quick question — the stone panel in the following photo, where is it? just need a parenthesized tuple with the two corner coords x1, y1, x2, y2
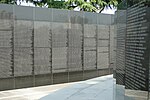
(34, 21, 51, 47)
(97, 53, 109, 69)
(14, 48, 33, 76)
(14, 20, 33, 47)
(34, 48, 51, 75)
(52, 48, 67, 73)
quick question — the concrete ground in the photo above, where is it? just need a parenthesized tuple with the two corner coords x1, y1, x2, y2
(41, 75, 114, 100)
(0, 75, 114, 100)
(0, 83, 74, 100)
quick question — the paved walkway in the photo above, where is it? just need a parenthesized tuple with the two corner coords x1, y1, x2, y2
(0, 75, 115, 100)
(0, 83, 73, 100)
(41, 75, 114, 100)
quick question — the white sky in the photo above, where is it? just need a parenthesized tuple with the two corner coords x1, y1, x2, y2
(17, 1, 35, 7)
(101, 6, 117, 14)
(18, 1, 117, 14)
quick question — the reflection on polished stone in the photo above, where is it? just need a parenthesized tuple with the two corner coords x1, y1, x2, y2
(115, 84, 125, 100)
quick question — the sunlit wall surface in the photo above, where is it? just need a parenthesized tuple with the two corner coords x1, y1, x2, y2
(115, 0, 150, 100)
(0, 4, 114, 91)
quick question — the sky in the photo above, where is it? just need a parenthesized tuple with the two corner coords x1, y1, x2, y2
(101, 6, 117, 14)
(18, 1, 117, 14)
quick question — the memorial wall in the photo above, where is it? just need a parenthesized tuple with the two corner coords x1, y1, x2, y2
(115, 0, 150, 100)
(125, 1, 150, 91)
(0, 4, 114, 91)
(115, 10, 126, 85)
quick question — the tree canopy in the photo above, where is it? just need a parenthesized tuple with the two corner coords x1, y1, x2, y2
(65, 0, 122, 12)
(0, 0, 66, 8)
(0, 0, 123, 12)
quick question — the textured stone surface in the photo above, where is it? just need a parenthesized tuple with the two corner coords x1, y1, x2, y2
(0, 4, 114, 91)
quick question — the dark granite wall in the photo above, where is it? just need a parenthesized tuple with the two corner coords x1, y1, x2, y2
(115, 1, 150, 100)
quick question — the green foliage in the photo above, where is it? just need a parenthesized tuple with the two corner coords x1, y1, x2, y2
(0, 0, 65, 9)
(33, 0, 65, 8)
(80, 2, 97, 11)
(0, 0, 123, 12)
(117, 0, 126, 10)
(0, 0, 16, 4)
(48, 1, 65, 9)
(65, 0, 121, 12)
